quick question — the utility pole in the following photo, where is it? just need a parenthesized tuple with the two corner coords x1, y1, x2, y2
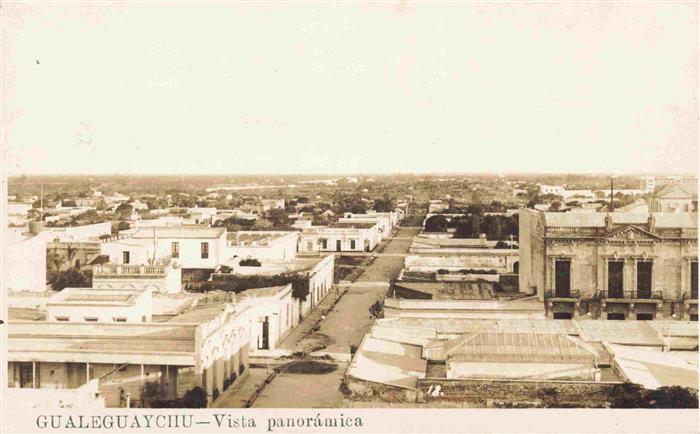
(609, 176, 614, 212)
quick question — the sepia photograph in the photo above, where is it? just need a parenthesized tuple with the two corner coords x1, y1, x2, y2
(1, 1, 698, 433)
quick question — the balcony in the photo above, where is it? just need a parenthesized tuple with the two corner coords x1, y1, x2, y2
(599, 290, 663, 303)
(545, 290, 581, 301)
(93, 263, 169, 278)
(682, 292, 698, 307)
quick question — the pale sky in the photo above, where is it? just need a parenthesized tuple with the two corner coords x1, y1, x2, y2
(2, 2, 698, 175)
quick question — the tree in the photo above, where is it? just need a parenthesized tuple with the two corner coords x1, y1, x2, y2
(425, 215, 448, 232)
(114, 203, 133, 220)
(548, 201, 562, 212)
(267, 208, 289, 227)
(182, 387, 207, 408)
(373, 195, 395, 212)
(49, 268, 92, 291)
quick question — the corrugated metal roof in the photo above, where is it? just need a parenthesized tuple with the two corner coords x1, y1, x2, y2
(448, 332, 596, 363)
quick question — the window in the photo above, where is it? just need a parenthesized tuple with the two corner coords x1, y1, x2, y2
(122, 251, 130, 264)
(554, 260, 571, 297)
(636, 261, 652, 298)
(636, 313, 653, 321)
(307, 241, 313, 251)
(553, 312, 572, 320)
(691, 261, 698, 299)
(607, 312, 625, 320)
(321, 239, 328, 249)
(350, 239, 356, 250)
(608, 260, 624, 298)
(84, 317, 98, 322)
(113, 317, 127, 323)
(201, 242, 209, 259)
(55, 316, 69, 321)
(172, 242, 179, 259)
(142, 315, 146, 322)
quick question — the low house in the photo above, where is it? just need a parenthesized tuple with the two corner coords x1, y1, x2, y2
(651, 183, 698, 213)
(235, 285, 295, 351)
(214, 254, 335, 322)
(7, 290, 260, 406)
(228, 231, 299, 261)
(299, 222, 381, 253)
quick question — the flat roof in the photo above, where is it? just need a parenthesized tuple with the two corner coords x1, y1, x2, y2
(328, 222, 377, 229)
(608, 344, 698, 389)
(130, 227, 226, 239)
(167, 303, 231, 323)
(228, 231, 295, 246)
(543, 212, 697, 229)
(49, 287, 145, 306)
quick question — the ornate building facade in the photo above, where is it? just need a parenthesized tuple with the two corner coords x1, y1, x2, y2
(519, 210, 698, 320)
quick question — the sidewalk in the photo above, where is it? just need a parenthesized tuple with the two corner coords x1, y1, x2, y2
(212, 367, 274, 408)
(276, 284, 349, 352)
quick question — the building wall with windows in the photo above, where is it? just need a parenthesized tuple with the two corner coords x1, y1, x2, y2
(519, 210, 698, 320)
(298, 225, 380, 253)
(119, 227, 228, 270)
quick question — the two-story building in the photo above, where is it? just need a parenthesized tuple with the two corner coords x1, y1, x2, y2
(519, 210, 698, 320)
(117, 227, 228, 272)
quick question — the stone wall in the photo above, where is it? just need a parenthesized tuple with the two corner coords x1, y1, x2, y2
(343, 376, 422, 403)
(416, 378, 620, 407)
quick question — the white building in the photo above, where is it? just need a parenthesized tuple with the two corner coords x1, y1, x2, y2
(261, 198, 285, 211)
(7, 201, 33, 226)
(47, 287, 153, 323)
(4, 222, 112, 292)
(539, 185, 565, 196)
(298, 222, 381, 252)
(119, 227, 228, 270)
(237, 285, 295, 351)
(228, 231, 299, 261)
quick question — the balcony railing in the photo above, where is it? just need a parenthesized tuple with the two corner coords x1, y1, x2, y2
(599, 290, 663, 300)
(545, 289, 581, 299)
(93, 264, 167, 277)
(682, 292, 698, 301)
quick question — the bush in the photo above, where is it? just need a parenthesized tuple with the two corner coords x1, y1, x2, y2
(49, 268, 92, 291)
(607, 383, 698, 408)
(182, 387, 207, 408)
(424, 215, 448, 232)
(239, 258, 261, 267)
(436, 269, 449, 275)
